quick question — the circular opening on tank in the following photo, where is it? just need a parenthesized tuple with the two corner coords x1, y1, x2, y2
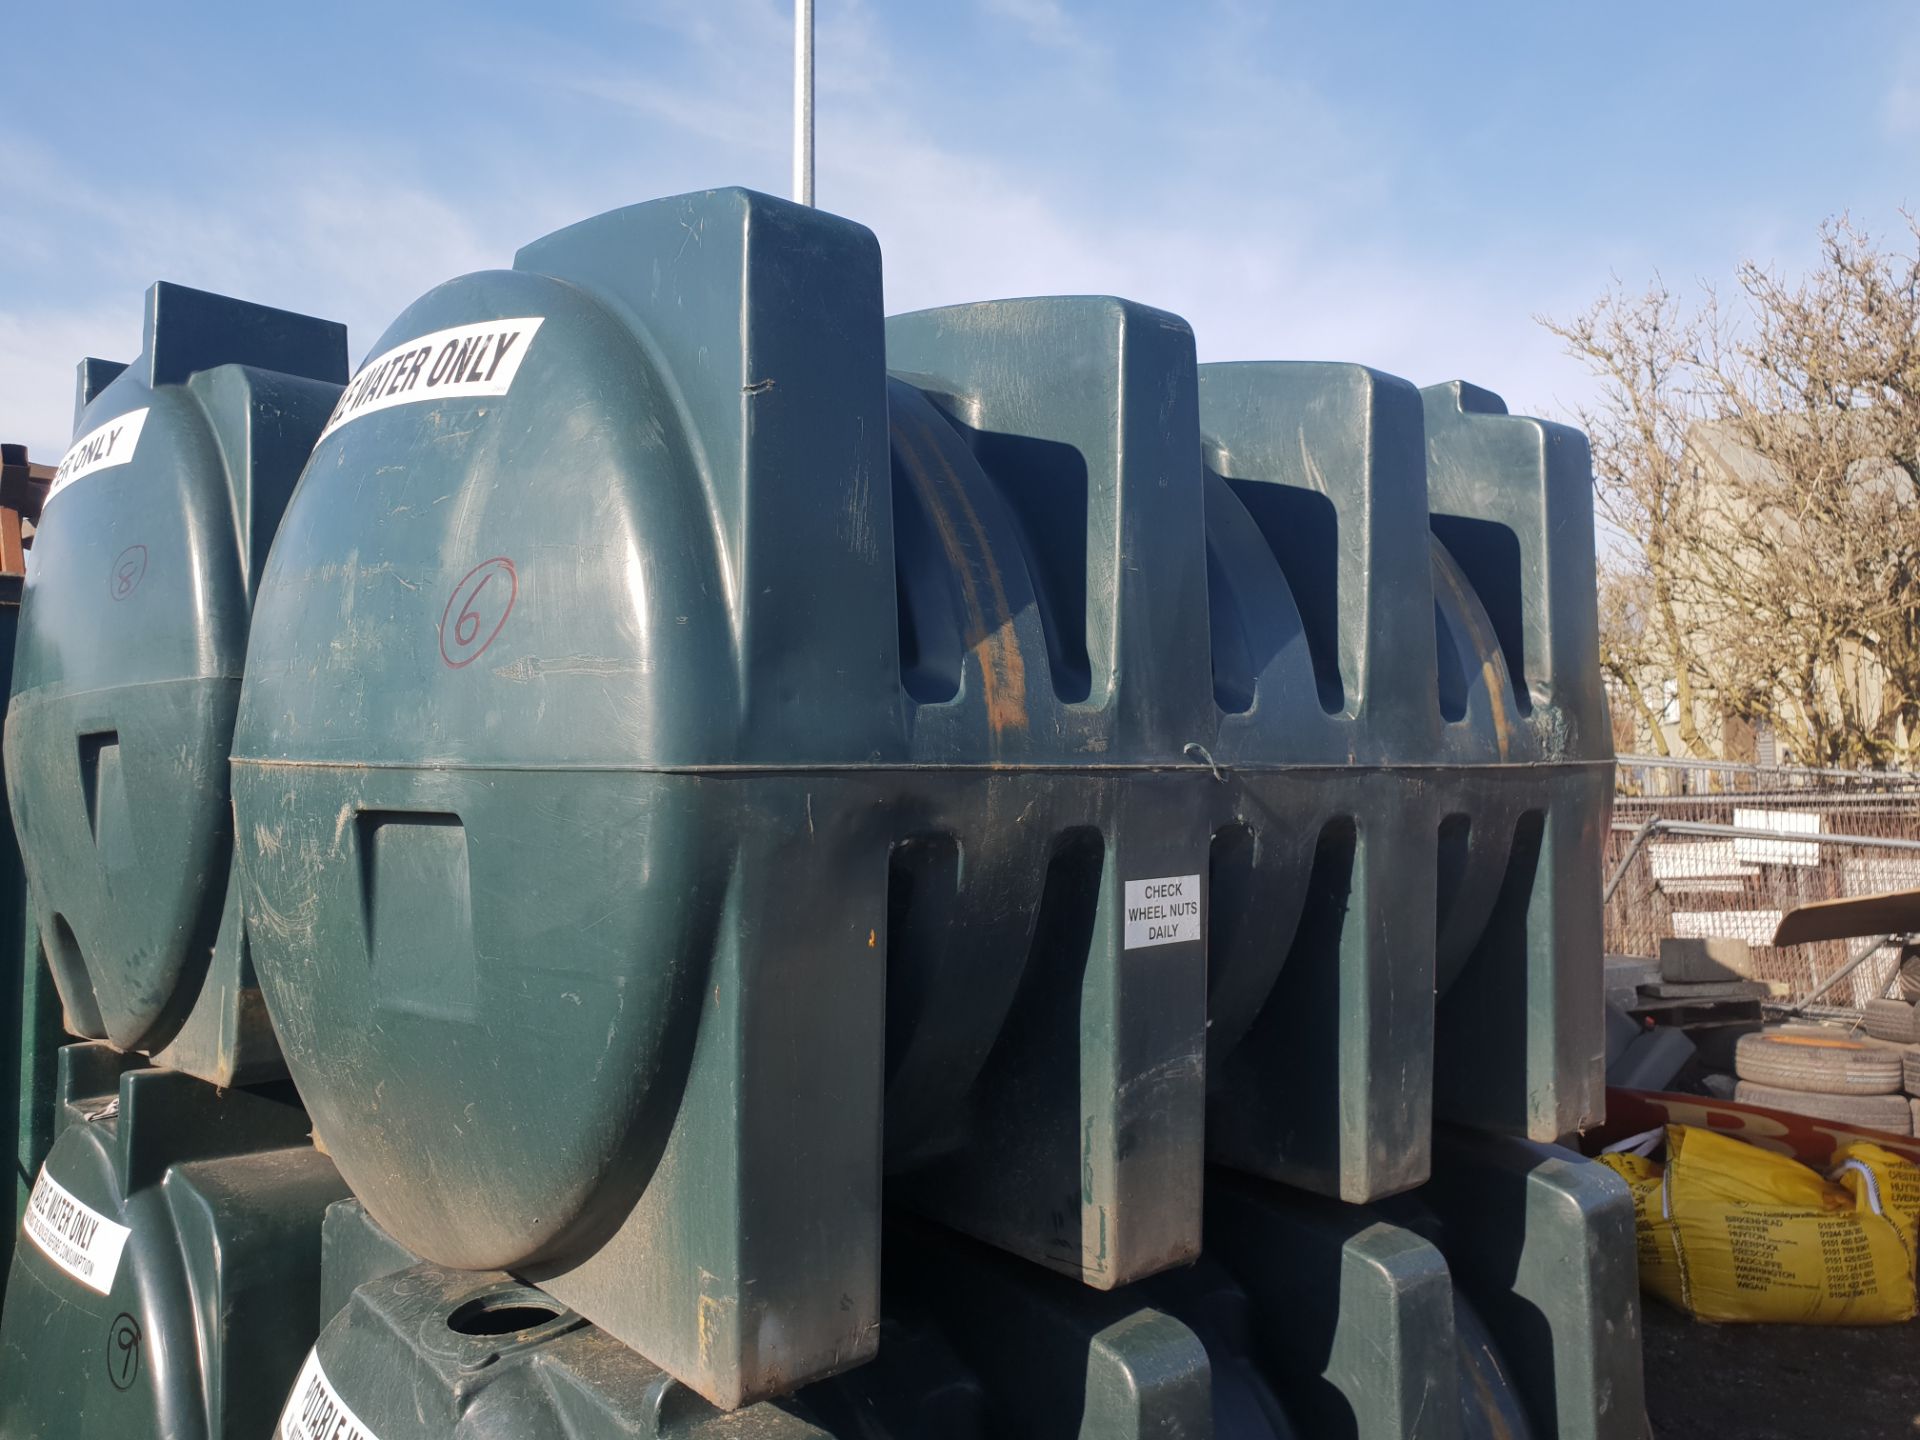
(445, 1291, 566, 1337)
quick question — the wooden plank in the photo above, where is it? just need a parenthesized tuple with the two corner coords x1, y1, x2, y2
(1772, 888, 1920, 946)
(0, 507, 26, 576)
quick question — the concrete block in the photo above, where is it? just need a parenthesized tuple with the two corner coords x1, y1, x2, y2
(1638, 980, 1770, 1000)
(1659, 936, 1755, 983)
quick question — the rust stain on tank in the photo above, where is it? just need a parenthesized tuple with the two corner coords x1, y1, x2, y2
(893, 414, 1028, 738)
(1433, 548, 1513, 761)
(1481, 655, 1514, 761)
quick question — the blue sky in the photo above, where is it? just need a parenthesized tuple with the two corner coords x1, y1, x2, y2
(4, 1, 1916, 460)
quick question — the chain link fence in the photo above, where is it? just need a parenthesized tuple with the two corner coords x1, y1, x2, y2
(1605, 755, 1920, 1005)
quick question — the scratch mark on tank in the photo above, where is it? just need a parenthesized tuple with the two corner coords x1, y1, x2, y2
(1296, 426, 1330, 496)
(489, 655, 644, 682)
(1082, 1114, 1097, 1204)
(697, 1285, 729, 1372)
(679, 216, 704, 257)
(840, 415, 877, 562)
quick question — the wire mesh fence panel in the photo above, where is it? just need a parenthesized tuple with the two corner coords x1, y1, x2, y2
(1615, 753, 1920, 799)
(1605, 757, 1920, 1006)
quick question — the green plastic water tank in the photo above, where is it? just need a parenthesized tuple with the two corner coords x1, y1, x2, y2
(234, 191, 1227, 1408)
(0, 466, 50, 1294)
(1196, 368, 1611, 1199)
(4, 283, 346, 1087)
(232, 186, 1615, 1411)
(270, 1173, 1605, 1440)
(0, 1043, 347, 1438)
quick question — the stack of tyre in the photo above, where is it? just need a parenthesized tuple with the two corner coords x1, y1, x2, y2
(1734, 1027, 1914, 1133)
(1863, 991, 1920, 1133)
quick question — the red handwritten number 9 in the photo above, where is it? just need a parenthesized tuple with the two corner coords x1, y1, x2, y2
(439, 558, 518, 669)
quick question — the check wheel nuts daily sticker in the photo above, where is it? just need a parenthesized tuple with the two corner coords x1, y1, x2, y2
(1123, 874, 1203, 949)
(279, 1349, 381, 1440)
(22, 1165, 132, 1295)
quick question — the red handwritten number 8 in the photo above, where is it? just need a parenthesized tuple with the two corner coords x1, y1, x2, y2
(108, 545, 147, 603)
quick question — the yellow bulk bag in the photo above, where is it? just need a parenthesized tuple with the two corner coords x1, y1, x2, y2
(1599, 1124, 1920, 1324)
(1833, 1139, 1920, 1256)
(1593, 1150, 1687, 1312)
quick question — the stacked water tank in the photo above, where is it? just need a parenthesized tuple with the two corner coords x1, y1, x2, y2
(0, 190, 1641, 1440)
(0, 285, 354, 1436)
(0, 442, 51, 1289)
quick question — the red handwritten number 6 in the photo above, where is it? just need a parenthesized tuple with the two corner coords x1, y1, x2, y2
(439, 558, 518, 669)
(454, 578, 489, 646)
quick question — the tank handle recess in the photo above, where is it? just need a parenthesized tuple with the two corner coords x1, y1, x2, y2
(1197, 362, 1437, 731)
(885, 297, 1215, 752)
(1421, 379, 1606, 758)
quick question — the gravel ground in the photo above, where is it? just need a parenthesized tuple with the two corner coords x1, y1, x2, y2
(1643, 1295, 1920, 1438)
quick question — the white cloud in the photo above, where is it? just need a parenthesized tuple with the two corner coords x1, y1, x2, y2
(1883, 29, 1920, 139)
(0, 0, 1611, 459)
(1885, 77, 1920, 137)
(0, 135, 505, 455)
(980, 0, 1085, 52)
(0, 305, 137, 462)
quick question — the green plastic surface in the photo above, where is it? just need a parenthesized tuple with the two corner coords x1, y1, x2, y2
(0, 1043, 347, 1439)
(0, 574, 60, 1298)
(275, 1171, 1594, 1440)
(4, 284, 345, 1087)
(1396, 1128, 1647, 1440)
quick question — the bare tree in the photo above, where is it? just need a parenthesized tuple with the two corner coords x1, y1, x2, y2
(1540, 280, 1715, 757)
(1545, 216, 1920, 767)
(1696, 216, 1920, 766)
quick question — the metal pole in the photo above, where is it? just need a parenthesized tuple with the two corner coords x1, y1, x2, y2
(793, 0, 815, 206)
(1607, 817, 1920, 854)
(1602, 818, 1663, 906)
(1615, 752, 1920, 785)
(1788, 934, 1897, 1012)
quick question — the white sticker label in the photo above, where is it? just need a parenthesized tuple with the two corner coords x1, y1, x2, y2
(1732, 806, 1823, 867)
(48, 407, 150, 506)
(21, 1164, 131, 1294)
(278, 1349, 381, 1440)
(319, 316, 545, 442)
(1124, 874, 1202, 949)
